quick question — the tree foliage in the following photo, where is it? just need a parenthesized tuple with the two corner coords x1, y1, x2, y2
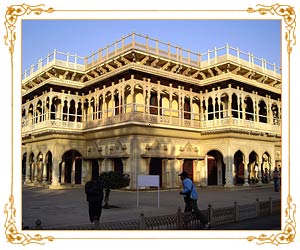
(99, 171, 130, 189)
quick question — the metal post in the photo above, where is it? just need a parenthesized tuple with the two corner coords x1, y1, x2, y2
(139, 213, 145, 229)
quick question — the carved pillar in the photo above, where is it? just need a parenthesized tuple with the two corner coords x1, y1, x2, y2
(49, 159, 61, 188)
(224, 157, 234, 188)
(202, 155, 208, 186)
(81, 159, 88, 184)
(243, 160, 249, 186)
(33, 162, 38, 184)
(162, 159, 168, 187)
(257, 159, 262, 184)
(61, 161, 65, 184)
(71, 159, 76, 184)
(24, 153, 32, 184)
(145, 158, 151, 175)
(41, 159, 47, 185)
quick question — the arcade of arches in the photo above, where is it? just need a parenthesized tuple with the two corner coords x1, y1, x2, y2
(22, 137, 280, 189)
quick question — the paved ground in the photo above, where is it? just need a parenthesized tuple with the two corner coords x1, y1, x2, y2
(22, 184, 280, 229)
(213, 213, 280, 230)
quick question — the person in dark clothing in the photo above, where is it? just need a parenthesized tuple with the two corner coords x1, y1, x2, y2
(85, 174, 104, 226)
(179, 171, 210, 229)
(272, 167, 280, 192)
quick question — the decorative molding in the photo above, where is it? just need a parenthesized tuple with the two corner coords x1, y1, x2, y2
(248, 195, 296, 245)
(4, 3, 54, 54)
(4, 195, 54, 245)
(247, 3, 296, 245)
(248, 3, 296, 54)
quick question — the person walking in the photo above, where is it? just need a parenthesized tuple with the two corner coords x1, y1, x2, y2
(85, 173, 104, 227)
(179, 171, 210, 229)
(272, 167, 280, 192)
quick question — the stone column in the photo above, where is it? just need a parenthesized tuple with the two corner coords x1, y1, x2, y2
(257, 160, 262, 184)
(33, 162, 38, 185)
(224, 158, 234, 188)
(24, 154, 32, 184)
(145, 158, 151, 175)
(81, 159, 87, 184)
(202, 156, 208, 186)
(49, 160, 61, 188)
(42, 161, 47, 185)
(60, 161, 65, 184)
(162, 159, 169, 188)
(243, 161, 249, 186)
(71, 159, 76, 184)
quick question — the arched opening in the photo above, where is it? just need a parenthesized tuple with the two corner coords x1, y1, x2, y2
(61, 150, 82, 184)
(184, 96, 191, 119)
(150, 90, 158, 115)
(259, 100, 267, 123)
(29, 152, 34, 181)
(248, 151, 258, 184)
(207, 97, 214, 120)
(214, 97, 219, 119)
(36, 152, 43, 182)
(207, 150, 225, 185)
(69, 100, 76, 122)
(271, 103, 279, 125)
(77, 102, 82, 122)
(261, 152, 271, 183)
(114, 91, 120, 115)
(36, 100, 43, 123)
(234, 150, 244, 184)
(62, 100, 68, 121)
(231, 93, 242, 118)
(220, 93, 229, 118)
(45, 151, 53, 183)
(22, 153, 27, 177)
(244, 97, 254, 121)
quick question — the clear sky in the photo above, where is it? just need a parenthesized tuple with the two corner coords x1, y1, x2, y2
(22, 20, 281, 73)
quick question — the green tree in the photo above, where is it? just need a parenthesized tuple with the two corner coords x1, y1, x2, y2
(99, 171, 130, 208)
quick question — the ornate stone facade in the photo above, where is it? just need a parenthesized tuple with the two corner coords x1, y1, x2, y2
(22, 33, 281, 189)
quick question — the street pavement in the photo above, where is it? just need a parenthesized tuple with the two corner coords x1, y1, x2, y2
(22, 184, 281, 230)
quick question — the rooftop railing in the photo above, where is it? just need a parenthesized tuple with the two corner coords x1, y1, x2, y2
(22, 32, 281, 82)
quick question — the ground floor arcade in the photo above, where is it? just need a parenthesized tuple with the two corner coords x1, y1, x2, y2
(22, 132, 281, 189)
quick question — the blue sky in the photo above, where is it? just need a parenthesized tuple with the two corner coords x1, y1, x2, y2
(22, 20, 281, 73)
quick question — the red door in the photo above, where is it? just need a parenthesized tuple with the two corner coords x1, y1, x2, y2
(183, 159, 193, 182)
(207, 157, 217, 185)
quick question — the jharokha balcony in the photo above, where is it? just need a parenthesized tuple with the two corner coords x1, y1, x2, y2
(21, 32, 281, 138)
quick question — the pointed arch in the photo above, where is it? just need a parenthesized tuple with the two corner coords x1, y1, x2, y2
(207, 150, 225, 186)
(258, 99, 267, 123)
(234, 150, 245, 184)
(244, 96, 254, 121)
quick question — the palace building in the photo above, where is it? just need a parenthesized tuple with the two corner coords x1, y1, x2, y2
(22, 33, 281, 189)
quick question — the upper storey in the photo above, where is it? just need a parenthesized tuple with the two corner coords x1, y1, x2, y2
(22, 32, 281, 96)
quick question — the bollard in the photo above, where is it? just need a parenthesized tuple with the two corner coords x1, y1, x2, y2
(256, 198, 260, 217)
(234, 201, 239, 222)
(269, 197, 273, 215)
(139, 212, 145, 230)
(176, 207, 183, 230)
(35, 219, 42, 229)
(208, 204, 213, 225)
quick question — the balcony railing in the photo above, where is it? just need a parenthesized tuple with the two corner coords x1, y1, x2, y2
(22, 32, 281, 82)
(22, 105, 281, 137)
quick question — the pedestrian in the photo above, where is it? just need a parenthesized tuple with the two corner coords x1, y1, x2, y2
(263, 168, 269, 183)
(179, 171, 210, 229)
(272, 167, 280, 192)
(85, 173, 104, 226)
